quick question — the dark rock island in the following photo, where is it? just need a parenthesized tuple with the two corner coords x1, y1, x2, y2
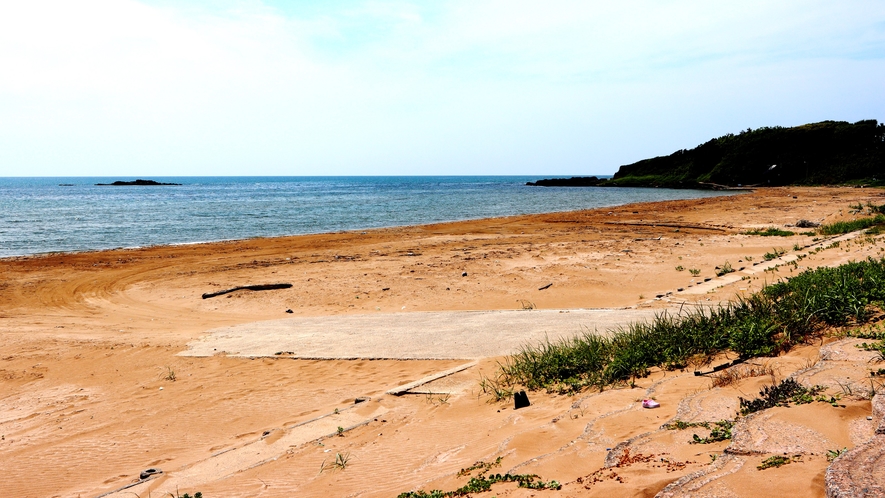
(95, 179, 181, 186)
(526, 176, 606, 187)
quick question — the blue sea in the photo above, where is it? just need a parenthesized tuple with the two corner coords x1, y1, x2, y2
(0, 176, 739, 258)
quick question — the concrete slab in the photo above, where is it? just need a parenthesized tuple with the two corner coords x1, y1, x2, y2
(180, 308, 663, 360)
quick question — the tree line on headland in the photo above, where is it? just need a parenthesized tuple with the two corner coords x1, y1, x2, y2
(528, 120, 885, 189)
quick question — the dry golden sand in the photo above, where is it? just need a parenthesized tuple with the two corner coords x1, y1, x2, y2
(1, 186, 885, 497)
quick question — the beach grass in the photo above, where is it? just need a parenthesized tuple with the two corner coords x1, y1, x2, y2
(744, 227, 796, 237)
(818, 214, 885, 235)
(497, 258, 885, 393)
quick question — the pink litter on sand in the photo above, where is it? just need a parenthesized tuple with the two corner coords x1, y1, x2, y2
(642, 399, 660, 409)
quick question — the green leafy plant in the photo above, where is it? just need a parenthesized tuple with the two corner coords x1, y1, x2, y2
(398, 457, 560, 497)
(457, 457, 503, 477)
(664, 420, 733, 444)
(689, 268, 701, 277)
(757, 455, 793, 470)
(763, 248, 786, 260)
(847, 324, 885, 340)
(675, 265, 685, 272)
(867, 202, 885, 215)
(716, 261, 735, 277)
(856, 340, 885, 362)
(692, 420, 733, 444)
(827, 448, 848, 462)
(738, 378, 832, 415)
(744, 227, 795, 237)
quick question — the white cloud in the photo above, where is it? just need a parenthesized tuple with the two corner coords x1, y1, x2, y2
(0, 0, 883, 175)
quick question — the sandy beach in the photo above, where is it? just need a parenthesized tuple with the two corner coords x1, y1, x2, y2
(2, 186, 885, 497)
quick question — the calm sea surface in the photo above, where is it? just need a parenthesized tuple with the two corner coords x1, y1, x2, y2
(0, 176, 739, 258)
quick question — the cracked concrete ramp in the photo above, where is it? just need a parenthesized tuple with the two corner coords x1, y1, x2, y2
(181, 308, 662, 359)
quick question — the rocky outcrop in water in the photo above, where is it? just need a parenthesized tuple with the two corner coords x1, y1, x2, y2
(526, 176, 607, 187)
(95, 179, 181, 186)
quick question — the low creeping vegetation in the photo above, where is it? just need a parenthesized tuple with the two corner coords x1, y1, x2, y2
(855, 340, 885, 361)
(744, 227, 796, 237)
(846, 323, 885, 339)
(763, 248, 786, 260)
(397, 457, 560, 497)
(757, 455, 797, 470)
(827, 447, 849, 462)
(851, 324, 885, 362)
(738, 378, 841, 416)
(664, 420, 734, 444)
(493, 258, 885, 394)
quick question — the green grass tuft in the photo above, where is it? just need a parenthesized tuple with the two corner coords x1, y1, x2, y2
(819, 215, 885, 235)
(744, 227, 796, 237)
(493, 258, 885, 394)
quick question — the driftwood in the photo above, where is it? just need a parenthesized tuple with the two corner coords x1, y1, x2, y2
(538, 283, 553, 291)
(693, 357, 747, 376)
(202, 283, 293, 299)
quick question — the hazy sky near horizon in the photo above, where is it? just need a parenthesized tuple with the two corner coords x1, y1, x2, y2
(1, 1, 884, 177)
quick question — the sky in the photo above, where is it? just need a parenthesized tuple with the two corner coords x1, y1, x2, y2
(1, 0, 884, 177)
